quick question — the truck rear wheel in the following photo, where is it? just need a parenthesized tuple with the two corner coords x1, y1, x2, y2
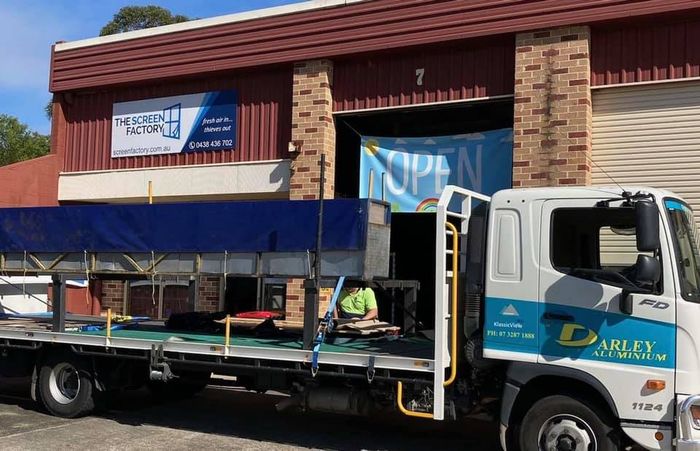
(38, 353, 96, 418)
(518, 395, 618, 451)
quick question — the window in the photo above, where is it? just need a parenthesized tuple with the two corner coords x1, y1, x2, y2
(223, 277, 286, 315)
(665, 199, 700, 302)
(128, 277, 193, 319)
(599, 225, 649, 268)
(263, 278, 286, 311)
(491, 209, 522, 281)
(551, 207, 660, 290)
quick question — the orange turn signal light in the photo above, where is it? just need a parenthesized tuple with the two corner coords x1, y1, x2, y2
(646, 380, 666, 391)
(655, 431, 664, 441)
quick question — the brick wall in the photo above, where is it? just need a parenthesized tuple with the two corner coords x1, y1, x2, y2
(285, 280, 306, 322)
(101, 280, 125, 314)
(513, 26, 592, 188)
(100, 277, 219, 316)
(289, 59, 336, 201)
(197, 276, 222, 313)
(286, 59, 336, 322)
(285, 281, 332, 323)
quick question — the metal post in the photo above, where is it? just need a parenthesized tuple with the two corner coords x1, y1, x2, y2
(381, 172, 386, 201)
(315, 153, 326, 286)
(405, 286, 418, 334)
(225, 314, 231, 354)
(106, 308, 112, 339)
(304, 153, 325, 349)
(256, 277, 264, 311)
(90, 280, 102, 316)
(51, 275, 66, 333)
(303, 283, 318, 349)
(157, 278, 164, 320)
(433, 193, 449, 420)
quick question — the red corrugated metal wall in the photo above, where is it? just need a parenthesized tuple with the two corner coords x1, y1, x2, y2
(333, 37, 515, 112)
(591, 17, 700, 86)
(62, 68, 292, 172)
(51, 0, 700, 92)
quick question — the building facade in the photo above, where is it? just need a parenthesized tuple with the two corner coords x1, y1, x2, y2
(3, 0, 700, 320)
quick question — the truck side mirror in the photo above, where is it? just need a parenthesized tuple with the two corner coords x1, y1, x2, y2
(620, 255, 661, 315)
(636, 201, 660, 252)
(634, 254, 661, 285)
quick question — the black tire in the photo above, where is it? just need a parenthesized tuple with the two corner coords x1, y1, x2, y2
(518, 395, 619, 451)
(38, 352, 96, 418)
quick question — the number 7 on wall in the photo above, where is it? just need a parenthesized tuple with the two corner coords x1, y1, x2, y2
(416, 68, 425, 86)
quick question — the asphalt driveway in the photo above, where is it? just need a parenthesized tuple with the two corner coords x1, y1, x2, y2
(0, 377, 500, 451)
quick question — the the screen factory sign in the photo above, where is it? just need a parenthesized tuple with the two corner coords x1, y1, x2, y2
(111, 90, 237, 158)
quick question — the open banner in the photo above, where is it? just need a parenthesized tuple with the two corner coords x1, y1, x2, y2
(359, 129, 513, 212)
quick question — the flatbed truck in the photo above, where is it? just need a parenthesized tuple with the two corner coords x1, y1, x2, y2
(0, 185, 699, 451)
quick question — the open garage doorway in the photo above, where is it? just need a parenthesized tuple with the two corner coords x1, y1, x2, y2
(334, 99, 513, 331)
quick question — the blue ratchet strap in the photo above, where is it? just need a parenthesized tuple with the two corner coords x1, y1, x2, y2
(311, 276, 346, 376)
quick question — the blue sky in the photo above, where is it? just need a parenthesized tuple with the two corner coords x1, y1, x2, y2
(0, 1, 305, 135)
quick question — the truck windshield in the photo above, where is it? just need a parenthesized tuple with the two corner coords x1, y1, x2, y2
(666, 199, 700, 302)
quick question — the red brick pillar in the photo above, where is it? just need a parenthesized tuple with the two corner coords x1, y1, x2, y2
(286, 59, 336, 322)
(289, 59, 335, 200)
(197, 276, 222, 313)
(101, 281, 125, 314)
(513, 26, 592, 188)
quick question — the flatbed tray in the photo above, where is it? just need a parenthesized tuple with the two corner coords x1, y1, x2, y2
(0, 317, 435, 373)
(78, 326, 432, 358)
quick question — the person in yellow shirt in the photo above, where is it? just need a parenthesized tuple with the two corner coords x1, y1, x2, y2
(334, 286, 378, 320)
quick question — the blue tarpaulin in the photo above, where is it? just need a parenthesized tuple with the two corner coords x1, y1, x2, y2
(0, 199, 376, 253)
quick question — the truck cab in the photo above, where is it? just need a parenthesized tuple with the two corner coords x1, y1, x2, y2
(478, 186, 700, 450)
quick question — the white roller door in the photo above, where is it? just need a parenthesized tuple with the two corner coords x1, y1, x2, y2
(592, 80, 700, 263)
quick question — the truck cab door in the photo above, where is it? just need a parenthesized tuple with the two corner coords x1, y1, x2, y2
(538, 198, 676, 426)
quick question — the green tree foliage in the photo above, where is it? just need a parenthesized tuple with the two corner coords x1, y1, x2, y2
(0, 115, 50, 167)
(45, 99, 53, 121)
(100, 5, 190, 36)
(43, 7, 190, 122)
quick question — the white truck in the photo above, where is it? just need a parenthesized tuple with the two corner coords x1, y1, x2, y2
(0, 185, 698, 451)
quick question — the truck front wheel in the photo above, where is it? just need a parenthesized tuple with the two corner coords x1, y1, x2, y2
(518, 395, 618, 451)
(38, 353, 96, 418)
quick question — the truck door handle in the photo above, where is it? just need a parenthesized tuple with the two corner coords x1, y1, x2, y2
(543, 312, 575, 322)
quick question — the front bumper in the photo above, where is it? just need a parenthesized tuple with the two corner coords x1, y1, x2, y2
(678, 395, 700, 450)
(678, 440, 700, 451)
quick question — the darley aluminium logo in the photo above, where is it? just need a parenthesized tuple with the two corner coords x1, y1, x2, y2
(555, 322, 668, 365)
(113, 103, 181, 139)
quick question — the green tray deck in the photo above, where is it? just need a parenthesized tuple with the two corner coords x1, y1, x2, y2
(79, 327, 434, 358)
